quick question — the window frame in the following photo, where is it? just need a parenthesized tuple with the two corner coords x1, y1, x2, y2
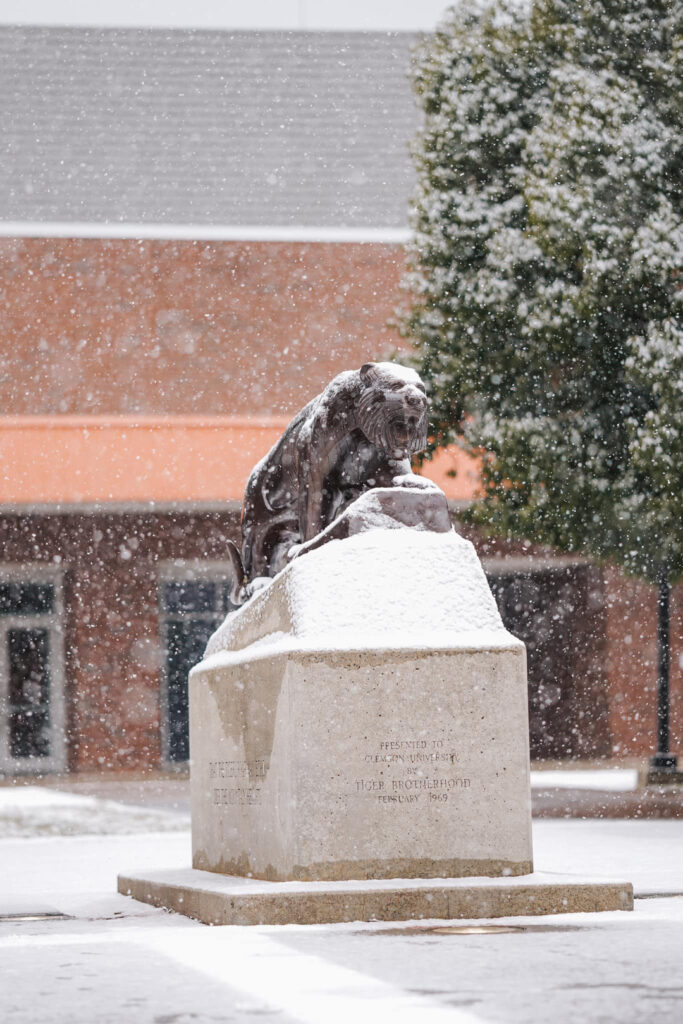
(157, 560, 236, 770)
(0, 564, 66, 776)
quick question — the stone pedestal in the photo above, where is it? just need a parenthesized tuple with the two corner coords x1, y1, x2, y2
(189, 529, 533, 882)
(121, 525, 633, 923)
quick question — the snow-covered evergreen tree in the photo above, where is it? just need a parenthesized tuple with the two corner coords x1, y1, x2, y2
(405, 0, 682, 585)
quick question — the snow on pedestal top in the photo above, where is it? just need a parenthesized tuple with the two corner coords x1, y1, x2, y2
(198, 528, 522, 668)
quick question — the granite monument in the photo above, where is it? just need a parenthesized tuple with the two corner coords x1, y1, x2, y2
(119, 363, 633, 923)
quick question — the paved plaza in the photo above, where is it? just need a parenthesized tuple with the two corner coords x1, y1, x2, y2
(1, 778, 681, 1023)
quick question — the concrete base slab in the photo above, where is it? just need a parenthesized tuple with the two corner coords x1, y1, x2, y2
(118, 868, 633, 926)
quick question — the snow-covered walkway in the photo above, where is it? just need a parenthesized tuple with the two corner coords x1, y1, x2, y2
(1, 788, 682, 1023)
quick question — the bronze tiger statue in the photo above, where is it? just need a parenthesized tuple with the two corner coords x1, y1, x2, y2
(226, 362, 430, 604)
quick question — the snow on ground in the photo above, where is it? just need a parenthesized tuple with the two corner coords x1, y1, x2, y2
(533, 819, 683, 895)
(0, 785, 190, 838)
(1, 786, 682, 1023)
(529, 768, 638, 791)
(2, 902, 682, 1024)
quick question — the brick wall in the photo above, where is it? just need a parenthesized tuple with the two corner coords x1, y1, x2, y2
(604, 567, 683, 758)
(0, 237, 408, 417)
(0, 510, 240, 772)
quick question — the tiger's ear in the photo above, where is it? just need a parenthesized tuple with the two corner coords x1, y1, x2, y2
(360, 362, 376, 380)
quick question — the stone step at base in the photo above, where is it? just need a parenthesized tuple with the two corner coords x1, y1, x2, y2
(118, 869, 633, 927)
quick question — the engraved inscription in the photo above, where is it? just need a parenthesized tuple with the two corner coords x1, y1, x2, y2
(392, 777, 470, 791)
(353, 737, 472, 807)
(378, 794, 419, 804)
(213, 786, 262, 807)
(208, 759, 267, 780)
(209, 759, 266, 811)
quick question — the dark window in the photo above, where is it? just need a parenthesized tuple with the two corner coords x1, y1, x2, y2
(8, 628, 51, 759)
(0, 583, 54, 616)
(162, 578, 236, 763)
(488, 567, 608, 760)
(163, 581, 217, 615)
(165, 619, 218, 763)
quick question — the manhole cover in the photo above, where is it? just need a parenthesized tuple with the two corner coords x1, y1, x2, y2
(636, 892, 683, 900)
(0, 912, 72, 922)
(360, 923, 528, 936)
(431, 924, 525, 935)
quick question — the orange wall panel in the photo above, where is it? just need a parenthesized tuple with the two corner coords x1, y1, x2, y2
(0, 415, 479, 505)
(0, 416, 285, 504)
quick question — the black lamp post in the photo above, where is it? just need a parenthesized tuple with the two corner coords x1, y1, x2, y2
(647, 566, 682, 785)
